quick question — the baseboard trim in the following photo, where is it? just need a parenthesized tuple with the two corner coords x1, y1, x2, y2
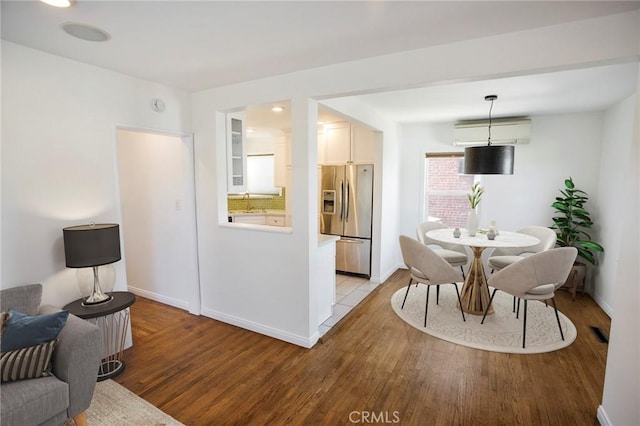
(128, 286, 189, 312)
(591, 293, 613, 318)
(596, 405, 611, 426)
(201, 307, 319, 348)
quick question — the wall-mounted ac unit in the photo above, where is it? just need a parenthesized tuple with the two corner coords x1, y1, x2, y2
(453, 118, 531, 146)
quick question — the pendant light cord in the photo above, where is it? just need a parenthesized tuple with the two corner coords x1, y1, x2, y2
(487, 97, 494, 146)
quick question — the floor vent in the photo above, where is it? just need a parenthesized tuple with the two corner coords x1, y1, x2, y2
(590, 326, 609, 344)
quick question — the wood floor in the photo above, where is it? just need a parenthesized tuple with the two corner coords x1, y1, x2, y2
(114, 269, 611, 425)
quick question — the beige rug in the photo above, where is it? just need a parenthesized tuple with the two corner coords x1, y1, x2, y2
(62, 379, 183, 425)
(391, 284, 577, 354)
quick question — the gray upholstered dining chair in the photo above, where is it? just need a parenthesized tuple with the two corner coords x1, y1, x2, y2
(416, 221, 468, 278)
(487, 226, 557, 313)
(487, 226, 557, 272)
(481, 247, 577, 348)
(399, 235, 466, 327)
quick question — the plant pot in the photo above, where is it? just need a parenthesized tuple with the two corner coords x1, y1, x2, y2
(560, 261, 586, 300)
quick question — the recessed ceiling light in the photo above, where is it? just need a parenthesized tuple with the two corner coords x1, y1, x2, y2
(61, 22, 111, 42)
(41, 0, 72, 7)
(272, 106, 285, 112)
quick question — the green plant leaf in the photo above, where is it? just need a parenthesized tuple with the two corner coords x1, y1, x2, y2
(576, 241, 605, 252)
(577, 248, 596, 265)
(565, 178, 574, 189)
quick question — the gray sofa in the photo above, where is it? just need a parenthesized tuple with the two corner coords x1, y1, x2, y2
(1, 284, 102, 426)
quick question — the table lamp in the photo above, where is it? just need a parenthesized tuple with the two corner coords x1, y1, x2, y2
(63, 223, 121, 306)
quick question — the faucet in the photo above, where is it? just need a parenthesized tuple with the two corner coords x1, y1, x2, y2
(242, 192, 252, 210)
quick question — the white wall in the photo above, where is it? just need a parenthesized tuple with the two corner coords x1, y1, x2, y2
(116, 129, 200, 314)
(593, 95, 638, 314)
(1, 41, 192, 308)
(399, 113, 604, 236)
(598, 93, 639, 426)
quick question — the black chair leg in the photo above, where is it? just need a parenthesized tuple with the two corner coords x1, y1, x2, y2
(513, 296, 516, 313)
(516, 298, 521, 319)
(436, 285, 440, 305)
(401, 278, 413, 309)
(460, 266, 466, 279)
(522, 299, 528, 349)
(453, 284, 466, 322)
(551, 297, 565, 341)
(481, 289, 498, 324)
(424, 286, 430, 327)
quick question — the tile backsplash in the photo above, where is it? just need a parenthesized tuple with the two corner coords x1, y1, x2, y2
(228, 189, 286, 211)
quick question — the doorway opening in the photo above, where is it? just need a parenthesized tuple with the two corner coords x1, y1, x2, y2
(115, 128, 201, 314)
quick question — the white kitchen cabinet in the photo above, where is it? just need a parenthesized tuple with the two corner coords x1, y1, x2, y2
(319, 122, 375, 165)
(226, 112, 247, 193)
(323, 122, 351, 164)
(351, 124, 376, 164)
(266, 215, 285, 227)
(233, 215, 266, 225)
(274, 137, 287, 188)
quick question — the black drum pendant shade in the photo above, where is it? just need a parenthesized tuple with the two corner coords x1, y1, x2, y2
(464, 145, 514, 175)
(463, 95, 515, 175)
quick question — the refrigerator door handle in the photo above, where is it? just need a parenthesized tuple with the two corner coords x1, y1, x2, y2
(340, 238, 364, 244)
(339, 180, 345, 220)
(344, 179, 350, 222)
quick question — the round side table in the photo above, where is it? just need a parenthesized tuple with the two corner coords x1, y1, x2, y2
(64, 291, 136, 381)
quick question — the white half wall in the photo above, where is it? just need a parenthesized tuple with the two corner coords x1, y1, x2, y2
(1, 41, 191, 308)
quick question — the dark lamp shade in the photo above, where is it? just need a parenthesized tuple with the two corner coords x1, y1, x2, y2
(63, 223, 121, 268)
(464, 145, 514, 175)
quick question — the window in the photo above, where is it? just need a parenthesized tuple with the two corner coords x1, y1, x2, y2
(424, 153, 476, 228)
(246, 154, 280, 195)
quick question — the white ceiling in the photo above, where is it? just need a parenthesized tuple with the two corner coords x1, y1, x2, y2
(2, 1, 639, 129)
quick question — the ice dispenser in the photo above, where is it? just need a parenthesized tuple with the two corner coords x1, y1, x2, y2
(322, 190, 336, 214)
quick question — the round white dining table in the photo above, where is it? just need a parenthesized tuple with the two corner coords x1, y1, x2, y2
(426, 228, 540, 315)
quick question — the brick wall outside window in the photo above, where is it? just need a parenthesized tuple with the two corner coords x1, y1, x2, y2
(426, 156, 475, 228)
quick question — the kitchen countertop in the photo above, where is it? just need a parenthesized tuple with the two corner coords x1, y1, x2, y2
(228, 209, 286, 216)
(319, 234, 340, 246)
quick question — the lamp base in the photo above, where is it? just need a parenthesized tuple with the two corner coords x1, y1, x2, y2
(81, 266, 114, 306)
(82, 294, 113, 306)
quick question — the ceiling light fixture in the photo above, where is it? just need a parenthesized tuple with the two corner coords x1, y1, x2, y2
(41, 0, 72, 7)
(61, 22, 111, 42)
(272, 106, 285, 112)
(463, 95, 514, 175)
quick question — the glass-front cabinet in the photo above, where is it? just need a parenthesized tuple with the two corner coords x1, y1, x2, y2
(226, 112, 246, 193)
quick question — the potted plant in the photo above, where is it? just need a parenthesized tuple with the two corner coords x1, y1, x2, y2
(550, 177, 604, 297)
(467, 182, 483, 236)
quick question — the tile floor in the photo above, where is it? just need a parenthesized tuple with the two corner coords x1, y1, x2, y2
(318, 273, 380, 336)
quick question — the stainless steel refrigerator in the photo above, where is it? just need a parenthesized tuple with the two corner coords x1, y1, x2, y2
(320, 164, 373, 277)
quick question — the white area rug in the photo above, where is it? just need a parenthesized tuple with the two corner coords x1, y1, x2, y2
(391, 284, 577, 354)
(62, 379, 183, 426)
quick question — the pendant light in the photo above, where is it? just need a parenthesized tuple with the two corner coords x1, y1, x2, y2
(463, 95, 514, 175)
